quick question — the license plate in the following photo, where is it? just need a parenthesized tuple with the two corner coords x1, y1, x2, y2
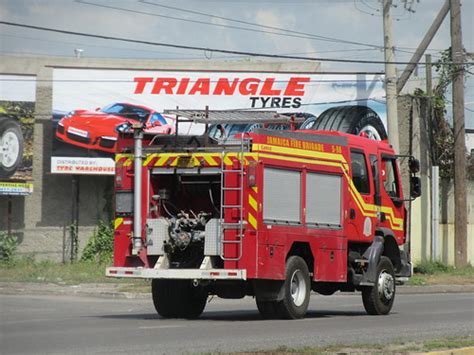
(68, 127, 89, 138)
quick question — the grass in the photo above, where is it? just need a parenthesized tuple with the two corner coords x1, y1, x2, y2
(0, 257, 126, 285)
(1, 258, 472, 290)
(217, 336, 474, 354)
(407, 261, 474, 286)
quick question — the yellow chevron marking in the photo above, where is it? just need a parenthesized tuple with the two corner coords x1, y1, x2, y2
(224, 156, 233, 165)
(114, 218, 124, 230)
(203, 155, 218, 166)
(252, 186, 258, 194)
(143, 153, 158, 166)
(155, 155, 169, 167)
(115, 153, 132, 163)
(248, 212, 258, 229)
(124, 158, 133, 167)
(248, 194, 258, 211)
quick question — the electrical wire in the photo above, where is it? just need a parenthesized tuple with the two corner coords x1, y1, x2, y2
(1, 21, 472, 65)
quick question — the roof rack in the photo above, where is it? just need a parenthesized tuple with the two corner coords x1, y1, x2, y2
(163, 109, 305, 124)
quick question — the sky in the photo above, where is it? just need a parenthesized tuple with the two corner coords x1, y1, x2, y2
(0, 0, 473, 127)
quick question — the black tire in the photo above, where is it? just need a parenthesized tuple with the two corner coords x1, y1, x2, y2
(151, 279, 207, 319)
(362, 256, 396, 315)
(310, 105, 387, 140)
(277, 256, 311, 319)
(0, 118, 24, 179)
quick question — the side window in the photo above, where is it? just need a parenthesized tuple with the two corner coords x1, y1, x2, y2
(350, 151, 370, 194)
(382, 158, 399, 198)
(149, 113, 167, 125)
(370, 154, 381, 205)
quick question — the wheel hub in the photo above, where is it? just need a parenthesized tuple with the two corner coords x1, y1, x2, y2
(359, 125, 382, 141)
(1, 131, 20, 168)
(290, 270, 306, 307)
(378, 270, 395, 301)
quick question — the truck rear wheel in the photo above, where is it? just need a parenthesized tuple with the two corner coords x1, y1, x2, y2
(277, 256, 311, 319)
(362, 256, 396, 315)
(0, 118, 24, 179)
(151, 279, 207, 319)
(307, 105, 387, 140)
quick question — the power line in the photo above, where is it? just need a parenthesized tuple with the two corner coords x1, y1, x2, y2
(1, 21, 472, 66)
(0, 33, 387, 57)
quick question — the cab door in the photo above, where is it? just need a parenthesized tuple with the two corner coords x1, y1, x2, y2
(348, 149, 376, 240)
(379, 154, 405, 241)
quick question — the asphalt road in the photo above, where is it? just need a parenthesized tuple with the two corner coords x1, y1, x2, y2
(1, 292, 473, 354)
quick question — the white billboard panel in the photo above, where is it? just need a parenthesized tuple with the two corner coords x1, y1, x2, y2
(51, 68, 386, 175)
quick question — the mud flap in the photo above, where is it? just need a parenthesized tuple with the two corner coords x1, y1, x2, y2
(397, 250, 412, 278)
(360, 235, 384, 285)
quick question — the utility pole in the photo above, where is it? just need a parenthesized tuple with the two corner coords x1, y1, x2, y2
(450, 0, 468, 268)
(383, 0, 399, 153)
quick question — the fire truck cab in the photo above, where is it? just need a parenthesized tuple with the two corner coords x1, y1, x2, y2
(107, 110, 421, 319)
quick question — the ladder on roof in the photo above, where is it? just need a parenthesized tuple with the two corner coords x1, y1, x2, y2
(219, 133, 249, 261)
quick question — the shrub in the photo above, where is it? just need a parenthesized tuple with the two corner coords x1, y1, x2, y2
(81, 221, 114, 264)
(414, 260, 452, 274)
(0, 232, 18, 264)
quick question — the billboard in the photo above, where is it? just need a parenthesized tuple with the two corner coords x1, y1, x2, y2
(51, 68, 386, 175)
(0, 75, 36, 195)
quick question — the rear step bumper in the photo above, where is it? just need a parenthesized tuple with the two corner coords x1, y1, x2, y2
(106, 267, 247, 280)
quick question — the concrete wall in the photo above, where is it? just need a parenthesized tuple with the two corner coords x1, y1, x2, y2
(0, 55, 319, 261)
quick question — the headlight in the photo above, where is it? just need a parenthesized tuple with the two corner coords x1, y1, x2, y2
(63, 110, 76, 119)
(115, 122, 132, 133)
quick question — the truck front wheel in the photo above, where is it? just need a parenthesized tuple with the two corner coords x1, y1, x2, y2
(152, 279, 207, 319)
(361, 256, 396, 315)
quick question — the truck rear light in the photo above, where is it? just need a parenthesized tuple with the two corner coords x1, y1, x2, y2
(228, 272, 237, 276)
(248, 161, 257, 187)
(109, 270, 118, 274)
(210, 272, 220, 276)
(124, 271, 134, 275)
(115, 161, 125, 188)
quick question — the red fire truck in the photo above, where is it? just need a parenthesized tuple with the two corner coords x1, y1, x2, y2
(106, 109, 421, 319)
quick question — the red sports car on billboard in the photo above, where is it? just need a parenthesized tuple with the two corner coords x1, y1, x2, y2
(56, 103, 175, 153)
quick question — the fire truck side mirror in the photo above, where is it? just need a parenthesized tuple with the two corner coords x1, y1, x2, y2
(410, 176, 421, 199)
(409, 158, 420, 174)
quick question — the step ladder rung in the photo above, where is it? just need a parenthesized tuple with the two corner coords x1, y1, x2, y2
(222, 187, 242, 191)
(222, 205, 243, 208)
(222, 222, 243, 227)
